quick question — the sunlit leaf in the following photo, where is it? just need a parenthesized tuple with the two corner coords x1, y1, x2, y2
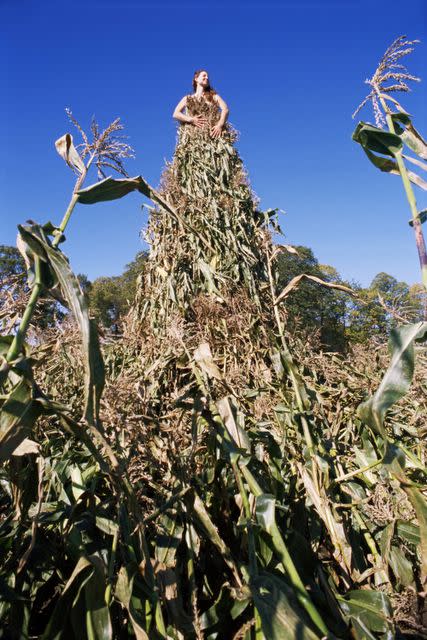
(389, 546, 414, 586)
(396, 520, 421, 547)
(216, 396, 250, 452)
(358, 322, 427, 435)
(353, 121, 427, 190)
(353, 122, 402, 156)
(275, 273, 354, 305)
(55, 133, 85, 174)
(194, 343, 222, 380)
(391, 112, 427, 160)
(12, 438, 39, 456)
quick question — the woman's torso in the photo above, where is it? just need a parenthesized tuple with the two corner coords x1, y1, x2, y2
(186, 94, 220, 126)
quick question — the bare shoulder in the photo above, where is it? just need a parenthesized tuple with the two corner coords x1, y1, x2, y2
(214, 94, 229, 111)
(214, 93, 227, 104)
(174, 94, 189, 110)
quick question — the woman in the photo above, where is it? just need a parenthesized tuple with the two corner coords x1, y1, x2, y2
(173, 70, 229, 139)
(139, 68, 265, 315)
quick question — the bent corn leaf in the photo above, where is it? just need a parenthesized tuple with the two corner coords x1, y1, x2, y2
(216, 396, 250, 452)
(358, 322, 427, 436)
(55, 133, 85, 174)
(391, 112, 427, 160)
(77, 176, 148, 203)
(353, 122, 402, 156)
(194, 342, 222, 380)
(76, 175, 179, 217)
(275, 273, 354, 305)
(353, 121, 427, 190)
(16, 224, 105, 426)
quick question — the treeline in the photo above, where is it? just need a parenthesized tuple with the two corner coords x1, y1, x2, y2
(277, 245, 425, 349)
(1, 244, 424, 349)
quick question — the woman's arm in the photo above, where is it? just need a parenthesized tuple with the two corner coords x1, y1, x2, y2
(173, 96, 207, 128)
(211, 94, 229, 138)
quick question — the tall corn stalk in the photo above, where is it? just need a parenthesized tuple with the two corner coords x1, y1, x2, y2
(353, 36, 427, 299)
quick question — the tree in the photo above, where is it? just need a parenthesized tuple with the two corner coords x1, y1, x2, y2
(346, 272, 423, 343)
(0, 244, 26, 281)
(276, 246, 348, 351)
(0, 244, 64, 329)
(88, 251, 147, 328)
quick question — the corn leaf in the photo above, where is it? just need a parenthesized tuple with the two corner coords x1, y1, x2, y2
(84, 556, 113, 640)
(338, 590, 393, 636)
(77, 176, 150, 204)
(275, 273, 354, 305)
(352, 121, 427, 190)
(0, 337, 40, 461)
(17, 224, 105, 426)
(358, 322, 427, 436)
(55, 133, 85, 174)
(391, 112, 427, 160)
(251, 573, 321, 639)
(404, 487, 427, 589)
(0, 375, 39, 462)
(353, 122, 403, 156)
(115, 565, 149, 640)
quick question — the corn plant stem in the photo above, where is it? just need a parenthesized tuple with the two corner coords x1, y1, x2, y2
(265, 252, 314, 447)
(352, 509, 389, 586)
(265, 249, 321, 498)
(231, 461, 258, 577)
(6, 158, 93, 363)
(6, 258, 43, 362)
(239, 464, 329, 637)
(53, 156, 94, 245)
(186, 522, 202, 639)
(380, 97, 427, 298)
(332, 457, 383, 484)
(105, 526, 119, 606)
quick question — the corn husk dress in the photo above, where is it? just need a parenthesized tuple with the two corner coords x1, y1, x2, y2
(138, 94, 270, 324)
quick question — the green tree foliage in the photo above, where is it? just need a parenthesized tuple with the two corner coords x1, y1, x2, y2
(87, 251, 147, 327)
(347, 272, 424, 343)
(0, 244, 63, 329)
(0, 244, 26, 280)
(276, 249, 424, 349)
(276, 246, 348, 350)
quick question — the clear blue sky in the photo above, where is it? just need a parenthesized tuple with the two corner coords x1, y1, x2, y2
(1, 0, 426, 287)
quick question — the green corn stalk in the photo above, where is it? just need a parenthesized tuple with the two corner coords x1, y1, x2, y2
(6, 149, 93, 363)
(353, 36, 427, 304)
(379, 95, 427, 295)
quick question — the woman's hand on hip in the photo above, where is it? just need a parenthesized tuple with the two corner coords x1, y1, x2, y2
(211, 123, 223, 138)
(192, 115, 207, 128)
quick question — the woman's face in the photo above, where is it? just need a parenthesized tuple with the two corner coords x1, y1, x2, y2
(195, 71, 209, 88)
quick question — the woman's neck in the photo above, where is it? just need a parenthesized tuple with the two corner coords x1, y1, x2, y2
(195, 86, 205, 98)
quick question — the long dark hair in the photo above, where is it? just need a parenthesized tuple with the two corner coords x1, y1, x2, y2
(192, 69, 216, 102)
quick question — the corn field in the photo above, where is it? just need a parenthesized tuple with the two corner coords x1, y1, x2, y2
(1, 37, 427, 639)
